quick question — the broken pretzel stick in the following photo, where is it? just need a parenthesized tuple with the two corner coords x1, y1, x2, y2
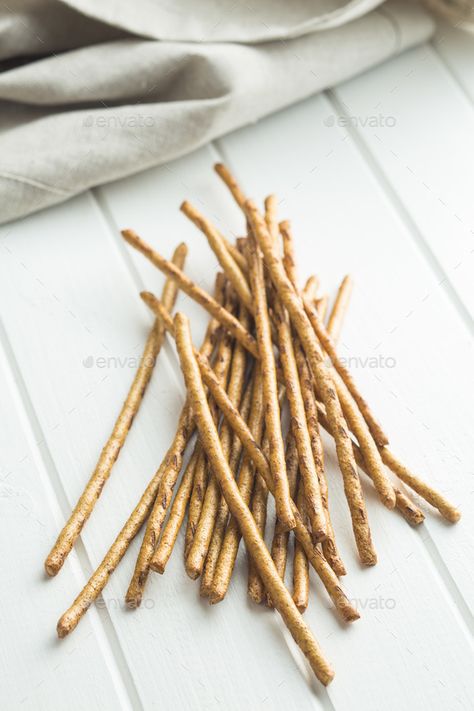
(45, 242, 187, 577)
(245, 200, 376, 566)
(247, 235, 295, 530)
(173, 312, 335, 686)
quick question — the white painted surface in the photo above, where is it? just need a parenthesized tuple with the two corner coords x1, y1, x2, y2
(0, 25, 473, 711)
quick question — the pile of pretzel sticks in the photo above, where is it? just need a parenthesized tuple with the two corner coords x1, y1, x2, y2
(46, 164, 460, 685)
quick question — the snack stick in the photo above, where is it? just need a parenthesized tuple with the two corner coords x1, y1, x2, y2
(45, 243, 187, 577)
(315, 404, 425, 526)
(379, 448, 460, 523)
(245, 199, 376, 567)
(247, 471, 269, 604)
(181, 201, 252, 311)
(186, 305, 249, 579)
(200, 378, 253, 597)
(173, 313, 335, 686)
(327, 275, 353, 345)
(302, 275, 319, 301)
(302, 295, 388, 448)
(56, 288, 225, 635)
(146, 303, 358, 619)
(281, 228, 344, 575)
(267, 433, 300, 607)
(247, 235, 294, 530)
(122, 228, 258, 358)
(210, 368, 265, 604)
(214, 162, 247, 209)
(280, 220, 298, 287)
(293, 478, 310, 613)
(275, 298, 326, 540)
(264, 195, 279, 245)
(126, 285, 234, 607)
(316, 295, 328, 321)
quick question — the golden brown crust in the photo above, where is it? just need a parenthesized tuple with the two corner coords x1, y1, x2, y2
(327, 275, 353, 345)
(122, 228, 258, 358)
(173, 312, 335, 685)
(292, 477, 310, 613)
(247, 235, 295, 530)
(45, 243, 187, 578)
(245, 199, 377, 567)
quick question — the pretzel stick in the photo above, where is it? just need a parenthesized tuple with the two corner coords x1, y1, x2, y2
(186, 305, 249, 579)
(315, 404, 425, 526)
(267, 433, 300, 607)
(281, 228, 345, 574)
(200, 378, 253, 597)
(122, 228, 258, 358)
(275, 298, 326, 540)
(247, 235, 294, 530)
(210, 368, 265, 604)
(316, 295, 328, 321)
(265, 195, 279, 244)
(247, 469, 269, 604)
(181, 201, 252, 311)
(142, 298, 359, 621)
(214, 163, 247, 209)
(45, 243, 187, 577)
(327, 275, 353, 344)
(379, 448, 460, 523)
(173, 312, 335, 686)
(293, 479, 310, 613)
(245, 200, 376, 566)
(185, 295, 235, 557)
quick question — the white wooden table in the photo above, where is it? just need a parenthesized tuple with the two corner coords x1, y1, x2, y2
(1, 22, 473, 711)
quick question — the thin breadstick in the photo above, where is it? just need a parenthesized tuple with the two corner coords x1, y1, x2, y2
(144, 299, 359, 620)
(281, 230, 344, 575)
(247, 471, 269, 604)
(265, 195, 279, 244)
(293, 478, 310, 613)
(302, 294, 388, 448)
(267, 433, 300, 607)
(181, 201, 252, 311)
(247, 235, 294, 530)
(122, 228, 258, 358)
(45, 243, 187, 577)
(327, 275, 353, 344)
(379, 448, 460, 523)
(316, 295, 328, 321)
(315, 403, 425, 526)
(186, 305, 249, 579)
(173, 312, 334, 686)
(245, 200, 376, 566)
(200, 377, 253, 597)
(214, 163, 247, 209)
(210, 368, 265, 604)
(274, 298, 327, 540)
(56, 292, 224, 636)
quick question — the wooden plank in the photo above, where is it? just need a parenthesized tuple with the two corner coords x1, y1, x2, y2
(328, 44, 474, 317)
(214, 93, 474, 710)
(0, 188, 326, 711)
(0, 336, 129, 710)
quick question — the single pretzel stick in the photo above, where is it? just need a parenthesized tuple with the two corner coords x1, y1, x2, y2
(316, 295, 328, 321)
(181, 201, 252, 311)
(210, 368, 265, 604)
(267, 433, 300, 607)
(247, 469, 269, 604)
(315, 404, 425, 526)
(184, 293, 235, 557)
(144, 299, 359, 620)
(302, 295, 388, 448)
(293, 478, 310, 613)
(173, 312, 335, 686)
(265, 195, 279, 245)
(45, 243, 187, 577)
(274, 298, 326, 540)
(186, 305, 249, 579)
(200, 377, 253, 597)
(214, 162, 247, 209)
(327, 275, 353, 344)
(245, 200, 376, 566)
(281, 231, 344, 574)
(122, 228, 259, 358)
(56, 280, 224, 635)
(247, 235, 294, 530)
(379, 448, 460, 523)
